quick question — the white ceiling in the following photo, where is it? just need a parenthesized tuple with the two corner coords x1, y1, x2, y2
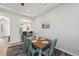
(0, 3, 62, 18)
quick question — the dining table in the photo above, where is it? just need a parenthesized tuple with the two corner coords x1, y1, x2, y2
(31, 38, 51, 56)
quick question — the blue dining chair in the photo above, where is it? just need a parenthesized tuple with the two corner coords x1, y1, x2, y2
(48, 38, 57, 56)
(27, 39, 39, 56)
(22, 38, 30, 55)
(23, 35, 39, 56)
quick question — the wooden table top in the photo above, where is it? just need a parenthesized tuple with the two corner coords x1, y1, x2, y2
(32, 39, 51, 48)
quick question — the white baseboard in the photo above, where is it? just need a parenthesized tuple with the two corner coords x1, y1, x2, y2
(56, 47, 77, 56)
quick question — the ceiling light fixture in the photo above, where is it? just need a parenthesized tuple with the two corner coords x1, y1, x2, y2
(21, 3, 24, 6)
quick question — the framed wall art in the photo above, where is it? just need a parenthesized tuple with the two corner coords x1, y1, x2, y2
(42, 21, 50, 29)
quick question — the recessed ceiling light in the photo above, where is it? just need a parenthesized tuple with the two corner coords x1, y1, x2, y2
(26, 10, 30, 13)
(26, 10, 32, 16)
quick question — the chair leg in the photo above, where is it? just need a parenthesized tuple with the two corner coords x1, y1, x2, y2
(38, 49, 42, 56)
(42, 52, 48, 56)
(27, 45, 30, 56)
(31, 49, 39, 56)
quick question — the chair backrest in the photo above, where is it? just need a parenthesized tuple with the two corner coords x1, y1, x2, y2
(23, 39, 31, 50)
(48, 38, 57, 56)
(28, 39, 38, 56)
(24, 38, 36, 50)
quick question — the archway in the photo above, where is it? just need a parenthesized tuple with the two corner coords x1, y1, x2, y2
(0, 15, 10, 55)
(0, 15, 10, 37)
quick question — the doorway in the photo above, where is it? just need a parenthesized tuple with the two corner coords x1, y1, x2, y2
(19, 20, 33, 42)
